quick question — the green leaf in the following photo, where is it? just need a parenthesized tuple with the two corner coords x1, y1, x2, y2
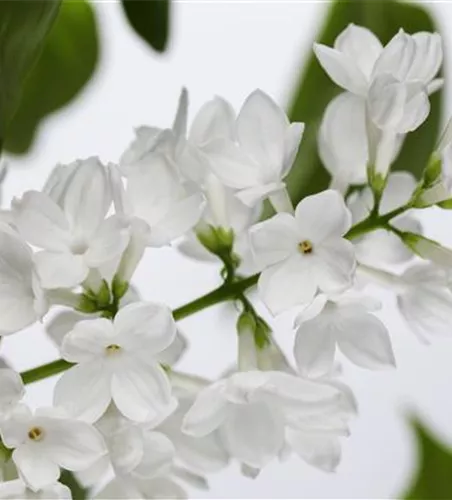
(404, 418, 452, 499)
(4, 0, 99, 154)
(121, 0, 170, 53)
(285, 0, 441, 206)
(0, 0, 61, 151)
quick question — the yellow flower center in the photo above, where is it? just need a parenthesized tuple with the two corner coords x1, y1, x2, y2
(28, 426, 44, 441)
(298, 240, 313, 254)
(105, 344, 121, 354)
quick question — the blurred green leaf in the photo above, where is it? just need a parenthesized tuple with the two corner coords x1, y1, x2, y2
(0, 0, 61, 151)
(404, 419, 452, 499)
(285, 0, 441, 205)
(4, 0, 99, 154)
(121, 0, 170, 53)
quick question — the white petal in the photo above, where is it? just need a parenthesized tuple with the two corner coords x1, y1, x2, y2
(313, 239, 356, 293)
(295, 190, 352, 243)
(190, 96, 236, 145)
(111, 358, 174, 423)
(258, 256, 317, 314)
(282, 122, 304, 178)
(334, 24, 383, 79)
(127, 154, 181, 226)
(147, 192, 206, 246)
(0, 369, 24, 415)
(235, 182, 285, 207)
(34, 251, 88, 289)
(397, 85, 430, 133)
(236, 89, 288, 178)
(0, 404, 32, 448)
(368, 74, 406, 131)
(408, 32, 442, 84)
(46, 310, 86, 347)
(203, 137, 261, 189)
(84, 215, 130, 268)
(336, 312, 395, 369)
(13, 446, 59, 492)
(109, 426, 144, 476)
(114, 302, 176, 355)
(132, 431, 175, 479)
(53, 361, 112, 422)
(318, 92, 368, 186)
(63, 157, 111, 239)
(373, 29, 417, 81)
(249, 213, 299, 268)
(427, 78, 443, 95)
(13, 191, 69, 251)
(380, 171, 417, 212)
(61, 318, 115, 362)
(45, 416, 107, 470)
(286, 429, 341, 472)
(313, 43, 368, 95)
(294, 317, 336, 378)
(221, 402, 284, 468)
(354, 217, 418, 267)
(157, 330, 188, 366)
(182, 380, 230, 437)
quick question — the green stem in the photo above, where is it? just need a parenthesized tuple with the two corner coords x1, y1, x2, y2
(344, 204, 409, 240)
(21, 274, 259, 385)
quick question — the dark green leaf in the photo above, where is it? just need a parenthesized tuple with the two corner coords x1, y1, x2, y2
(404, 418, 452, 499)
(4, 0, 99, 154)
(121, 0, 170, 53)
(0, 0, 61, 150)
(285, 0, 441, 206)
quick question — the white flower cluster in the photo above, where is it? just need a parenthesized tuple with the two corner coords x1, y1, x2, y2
(0, 24, 451, 499)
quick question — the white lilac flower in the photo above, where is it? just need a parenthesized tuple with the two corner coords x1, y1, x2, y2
(402, 233, 452, 268)
(110, 158, 205, 252)
(54, 302, 177, 423)
(46, 309, 188, 368)
(119, 88, 188, 177)
(0, 479, 71, 499)
(0, 405, 106, 492)
(347, 171, 420, 268)
(13, 158, 129, 289)
(315, 26, 442, 177)
(358, 263, 452, 342)
(249, 189, 355, 315)
(294, 293, 395, 379)
(314, 25, 442, 98)
(202, 89, 304, 208)
(0, 224, 47, 335)
(182, 370, 347, 470)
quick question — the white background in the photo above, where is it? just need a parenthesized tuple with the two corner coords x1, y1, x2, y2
(3, 1, 452, 498)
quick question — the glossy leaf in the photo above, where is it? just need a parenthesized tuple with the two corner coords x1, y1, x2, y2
(404, 419, 452, 499)
(121, 0, 170, 53)
(4, 0, 99, 154)
(0, 0, 61, 151)
(285, 0, 441, 205)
